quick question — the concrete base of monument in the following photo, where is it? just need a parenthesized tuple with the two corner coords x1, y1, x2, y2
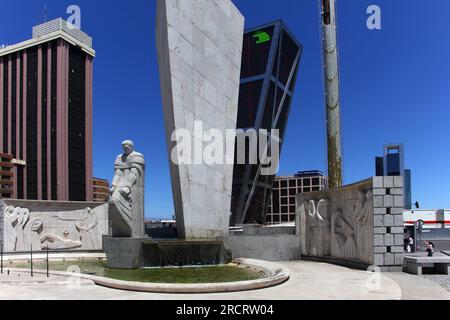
(5, 259, 290, 293)
(102, 236, 232, 269)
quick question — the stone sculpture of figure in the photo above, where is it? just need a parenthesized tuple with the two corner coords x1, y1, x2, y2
(109, 140, 145, 238)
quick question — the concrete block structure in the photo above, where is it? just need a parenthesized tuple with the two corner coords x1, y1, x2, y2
(0, 18, 95, 201)
(372, 176, 405, 271)
(156, 0, 244, 239)
(226, 225, 300, 261)
(297, 176, 405, 271)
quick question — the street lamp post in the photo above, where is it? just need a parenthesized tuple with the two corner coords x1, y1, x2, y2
(416, 219, 424, 252)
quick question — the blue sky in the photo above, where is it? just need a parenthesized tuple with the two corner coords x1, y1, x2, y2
(1, 0, 449, 217)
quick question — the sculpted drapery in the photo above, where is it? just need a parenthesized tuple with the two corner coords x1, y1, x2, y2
(109, 140, 145, 238)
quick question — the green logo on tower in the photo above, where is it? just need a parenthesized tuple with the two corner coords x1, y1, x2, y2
(253, 31, 271, 44)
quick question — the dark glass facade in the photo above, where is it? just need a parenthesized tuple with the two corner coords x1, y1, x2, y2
(231, 21, 302, 225)
(68, 46, 87, 201)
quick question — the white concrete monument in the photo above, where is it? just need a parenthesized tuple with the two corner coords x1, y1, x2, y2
(109, 140, 145, 238)
(156, 0, 244, 239)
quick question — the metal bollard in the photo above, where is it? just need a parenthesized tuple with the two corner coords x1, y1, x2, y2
(30, 244, 33, 277)
(1, 241, 3, 274)
(46, 245, 49, 278)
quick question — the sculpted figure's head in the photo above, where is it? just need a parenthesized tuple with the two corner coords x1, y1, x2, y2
(122, 140, 134, 155)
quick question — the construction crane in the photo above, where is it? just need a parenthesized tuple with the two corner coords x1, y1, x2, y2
(320, 0, 343, 189)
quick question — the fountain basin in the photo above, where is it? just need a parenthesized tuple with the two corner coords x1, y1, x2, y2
(103, 236, 231, 269)
(5, 258, 290, 293)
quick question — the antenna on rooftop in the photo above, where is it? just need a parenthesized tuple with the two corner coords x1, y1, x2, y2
(41, 4, 48, 24)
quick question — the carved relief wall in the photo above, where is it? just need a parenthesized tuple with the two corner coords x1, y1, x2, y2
(297, 179, 375, 266)
(2, 200, 109, 252)
(297, 176, 405, 270)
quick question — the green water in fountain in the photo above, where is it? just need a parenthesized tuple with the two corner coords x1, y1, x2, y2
(8, 259, 267, 283)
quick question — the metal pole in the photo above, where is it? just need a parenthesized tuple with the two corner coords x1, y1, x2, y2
(46, 245, 49, 278)
(1, 241, 3, 274)
(321, 0, 344, 188)
(30, 244, 33, 277)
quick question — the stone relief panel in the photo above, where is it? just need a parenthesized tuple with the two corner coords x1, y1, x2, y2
(3, 203, 108, 252)
(297, 179, 374, 265)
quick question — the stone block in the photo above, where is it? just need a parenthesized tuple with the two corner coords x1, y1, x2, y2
(394, 196, 404, 208)
(391, 208, 403, 215)
(394, 234, 404, 246)
(384, 253, 394, 265)
(374, 227, 387, 234)
(383, 176, 394, 188)
(391, 246, 404, 253)
(373, 176, 383, 188)
(373, 188, 386, 196)
(374, 254, 384, 266)
(394, 176, 404, 188)
(374, 208, 387, 215)
(394, 215, 404, 227)
(374, 246, 387, 254)
(373, 196, 384, 208)
(391, 188, 403, 195)
(391, 227, 404, 234)
(384, 234, 394, 246)
(374, 215, 384, 227)
(394, 253, 405, 265)
(374, 235, 384, 246)
(383, 195, 394, 208)
(384, 215, 394, 227)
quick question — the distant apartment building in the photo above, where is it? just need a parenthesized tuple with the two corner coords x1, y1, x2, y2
(0, 18, 95, 201)
(92, 177, 109, 202)
(266, 171, 328, 225)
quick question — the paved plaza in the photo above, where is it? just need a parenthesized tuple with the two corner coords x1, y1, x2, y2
(0, 261, 449, 300)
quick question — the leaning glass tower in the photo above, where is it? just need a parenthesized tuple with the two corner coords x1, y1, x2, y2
(231, 20, 303, 225)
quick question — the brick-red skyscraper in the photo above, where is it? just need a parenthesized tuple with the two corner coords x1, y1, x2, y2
(0, 18, 94, 201)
